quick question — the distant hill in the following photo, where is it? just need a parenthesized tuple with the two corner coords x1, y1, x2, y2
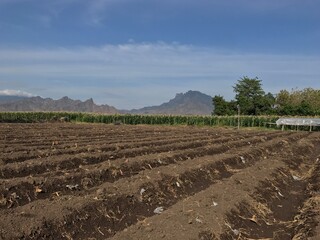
(0, 96, 118, 114)
(0, 91, 213, 115)
(124, 90, 213, 115)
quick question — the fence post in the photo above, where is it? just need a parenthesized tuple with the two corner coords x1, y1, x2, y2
(237, 105, 240, 130)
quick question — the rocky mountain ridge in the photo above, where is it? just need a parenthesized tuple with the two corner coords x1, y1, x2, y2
(123, 90, 213, 115)
(0, 90, 213, 115)
(0, 96, 118, 114)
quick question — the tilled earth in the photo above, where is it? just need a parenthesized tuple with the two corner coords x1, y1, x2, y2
(0, 123, 319, 240)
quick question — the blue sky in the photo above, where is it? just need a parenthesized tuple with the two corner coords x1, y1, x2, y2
(0, 0, 319, 109)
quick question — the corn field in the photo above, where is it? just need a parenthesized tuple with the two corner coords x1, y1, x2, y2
(0, 112, 283, 128)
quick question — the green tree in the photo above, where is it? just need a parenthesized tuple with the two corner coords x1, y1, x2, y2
(256, 92, 276, 114)
(297, 100, 313, 115)
(233, 76, 266, 115)
(276, 90, 290, 106)
(275, 88, 320, 115)
(212, 95, 228, 115)
(212, 95, 237, 115)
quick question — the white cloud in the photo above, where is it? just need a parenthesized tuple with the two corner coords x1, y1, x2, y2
(0, 42, 319, 108)
(0, 43, 319, 79)
(0, 89, 34, 97)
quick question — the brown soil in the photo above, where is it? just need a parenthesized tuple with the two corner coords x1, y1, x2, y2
(0, 123, 319, 239)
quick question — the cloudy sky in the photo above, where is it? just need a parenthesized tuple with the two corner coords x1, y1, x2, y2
(0, 0, 319, 109)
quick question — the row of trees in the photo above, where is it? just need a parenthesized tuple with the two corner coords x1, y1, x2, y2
(212, 77, 320, 116)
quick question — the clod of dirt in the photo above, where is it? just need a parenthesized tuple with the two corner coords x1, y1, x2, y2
(296, 139, 314, 154)
(154, 206, 164, 214)
(231, 228, 239, 236)
(292, 175, 301, 181)
(249, 214, 258, 224)
(66, 184, 79, 190)
(212, 201, 218, 207)
(140, 188, 146, 195)
(35, 186, 43, 193)
(10, 192, 20, 199)
(195, 217, 203, 223)
(225, 222, 239, 236)
(81, 177, 93, 189)
(94, 188, 110, 199)
(0, 195, 7, 206)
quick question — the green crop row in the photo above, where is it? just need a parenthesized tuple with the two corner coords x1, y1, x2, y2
(0, 112, 284, 128)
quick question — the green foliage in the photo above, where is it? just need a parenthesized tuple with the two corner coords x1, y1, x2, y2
(275, 88, 320, 116)
(233, 76, 275, 115)
(259, 92, 276, 114)
(212, 76, 276, 116)
(212, 95, 236, 115)
(0, 112, 282, 129)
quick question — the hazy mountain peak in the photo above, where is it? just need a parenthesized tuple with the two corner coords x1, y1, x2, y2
(0, 90, 213, 115)
(85, 98, 94, 103)
(126, 90, 213, 115)
(0, 96, 118, 114)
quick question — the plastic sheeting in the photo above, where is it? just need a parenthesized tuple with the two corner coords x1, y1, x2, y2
(276, 118, 320, 126)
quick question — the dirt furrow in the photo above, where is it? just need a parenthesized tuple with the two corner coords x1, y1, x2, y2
(220, 140, 320, 239)
(110, 134, 320, 240)
(0, 123, 184, 145)
(0, 131, 282, 179)
(0, 132, 308, 239)
(0, 131, 213, 155)
(0, 132, 288, 209)
(1, 133, 221, 164)
(0, 123, 227, 144)
(0, 150, 266, 239)
(0, 130, 291, 181)
(1, 123, 319, 240)
(0, 127, 190, 150)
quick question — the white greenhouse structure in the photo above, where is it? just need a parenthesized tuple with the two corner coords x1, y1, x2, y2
(276, 118, 320, 131)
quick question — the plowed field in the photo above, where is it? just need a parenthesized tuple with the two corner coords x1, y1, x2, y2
(0, 123, 319, 240)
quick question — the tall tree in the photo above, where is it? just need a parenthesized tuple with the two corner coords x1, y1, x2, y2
(258, 92, 276, 114)
(212, 95, 237, 115)
(233, 76, 265, 115)
(212, 95, 228, 115)
(275, 88, 320, 115)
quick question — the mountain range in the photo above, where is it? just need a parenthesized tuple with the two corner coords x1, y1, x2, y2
(122, 91, 212, 115)
(0, 96, 118, 114)
(0, 90, 213, 115)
